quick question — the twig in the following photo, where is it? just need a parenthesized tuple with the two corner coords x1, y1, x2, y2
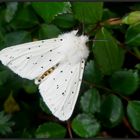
(103, 18, 122, 25)
(123, 117, 140, 137)
(100, 131, 111, 138)
(119, 42, 140, 60)
(83, 80, 129, 101)
(67, 120, 73, 138)
(87, 22, 102, 36)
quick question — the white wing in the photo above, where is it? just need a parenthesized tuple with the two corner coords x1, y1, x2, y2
(39, 59, 85, 121)
(0, 30, 89, 121)
(0, 38, 63, 81)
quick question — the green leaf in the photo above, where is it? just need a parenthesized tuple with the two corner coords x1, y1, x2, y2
(0, 8, 7, 27)
(39, 98, 52, 115)
(122, 11, 140, 25)
(39, 24, 61, 39)
(0, 70, 10, 85)
(72, 2, 103, 24)
(35, 122, 66, 138)
(10, 4, 38, 29)
(5, 31, 31, 46)
(0, 31, 6, 49)
(93, 27, 124, 75)
(99, 95, 123, 128)
(20, 129, 32, 138)
(125, 23, 140, 47)
(0, 111, 14, 135)
(22, 81, 37, 94)
(84, 60, 103, 84)
(32, 2, 71, 23)
(135, 63, 140, 70)
(80, 89, 101, 114)
(53, 14, 76, 29)
(110, 70, 139, 96)
(72, 114, 100, 138)
(102, 8, 118, 21)
(127, 101, 140, 132)
(5, 2, 18, 23)
(4, 92, 20, 113)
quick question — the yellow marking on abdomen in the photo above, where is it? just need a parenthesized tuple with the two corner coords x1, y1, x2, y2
(37, 63, 59, 83)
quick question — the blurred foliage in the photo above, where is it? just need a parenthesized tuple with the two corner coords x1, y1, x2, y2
(0, 2, 140, 138)
(0, 111, 14, 136)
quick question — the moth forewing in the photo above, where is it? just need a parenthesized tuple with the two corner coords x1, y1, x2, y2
(0, 30, 89, 121)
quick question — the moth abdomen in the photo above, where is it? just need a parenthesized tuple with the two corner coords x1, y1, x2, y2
(35, 63, 59, 85)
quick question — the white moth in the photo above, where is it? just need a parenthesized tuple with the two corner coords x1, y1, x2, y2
(0, 30, 89, 121)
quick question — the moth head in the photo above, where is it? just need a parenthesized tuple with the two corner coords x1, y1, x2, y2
(59, 30, 89, 48)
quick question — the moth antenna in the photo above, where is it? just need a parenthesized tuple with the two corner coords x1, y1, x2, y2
(82, 23, 85, 35)
(88, 39, 109, 42)
(86, 39, 109, 47)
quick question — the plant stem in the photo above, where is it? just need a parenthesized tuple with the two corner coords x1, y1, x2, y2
(67, 121, 73, 138)
(119, 43, 140, 60)
(83, 80, 129, 101)
(123, 117, 140, 137)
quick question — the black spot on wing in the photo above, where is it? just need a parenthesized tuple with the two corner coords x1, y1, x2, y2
(57, 85, 59, 89)
(27, 57, 30, 59)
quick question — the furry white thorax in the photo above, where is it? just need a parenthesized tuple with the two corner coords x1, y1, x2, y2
(57, 30, 89, 64)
